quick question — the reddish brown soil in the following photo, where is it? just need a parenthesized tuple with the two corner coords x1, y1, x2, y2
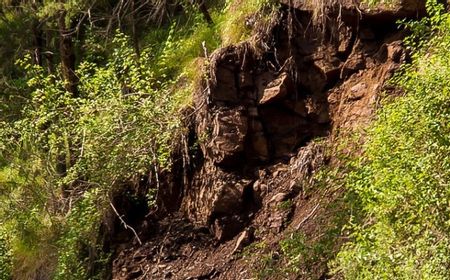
(110, 1, 424, 279)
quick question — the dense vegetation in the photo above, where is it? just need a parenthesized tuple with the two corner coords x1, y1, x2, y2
(332, 2, 450, 279)
(0, 0, 273, 279)
(1, 0, 450, 279)
(243, 1, 450, 279)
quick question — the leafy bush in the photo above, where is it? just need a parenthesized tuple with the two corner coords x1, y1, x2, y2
(0, 230, 11, 280)
(331, 2, 450, 279)
(219, 0, 278, 45)
(0, 0, 278, 278)
(53, 189, 103, 280)
(0, 31, 186, 279)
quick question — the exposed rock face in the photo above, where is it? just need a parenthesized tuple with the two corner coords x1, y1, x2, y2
(210, 108, 248, 166)
(259, 72, 292, 105)
(113, 1, 425, 279)
(181, 0, 413, 239)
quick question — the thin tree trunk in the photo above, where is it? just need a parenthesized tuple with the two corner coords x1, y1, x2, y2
(32, 21, 44, 66)
(58, 11, 78, 96)
(31, 0, 44, 66)
(196, 0, 213, 25)
(44, 29, 55, 74)
(131, 0, 140, 56)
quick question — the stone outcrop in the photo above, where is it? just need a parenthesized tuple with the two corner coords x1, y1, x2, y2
(113, 1, 426, 279)
(179, 0, 414, 241)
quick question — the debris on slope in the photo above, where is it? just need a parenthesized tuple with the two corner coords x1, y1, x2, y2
(112, 1, 424, 279)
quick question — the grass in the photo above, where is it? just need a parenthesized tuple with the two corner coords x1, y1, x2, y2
(331, 2, 450, 278)
(0, 1, 281, 279)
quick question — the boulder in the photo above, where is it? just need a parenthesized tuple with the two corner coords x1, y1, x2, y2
(209, 108, 248, 166)
(259, 72, 293, 105)
(183, 162, 253, 227)
(255, 71, 278, 102)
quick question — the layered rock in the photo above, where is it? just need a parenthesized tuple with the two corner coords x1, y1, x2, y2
(179, 0, 415, 241)
(113, 1, 428, 279)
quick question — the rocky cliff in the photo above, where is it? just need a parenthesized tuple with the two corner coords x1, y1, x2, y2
(111, 1, 425, 279)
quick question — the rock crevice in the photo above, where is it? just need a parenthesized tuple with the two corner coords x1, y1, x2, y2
(181, 1, 412, 239)
(112, 1, 425, 279)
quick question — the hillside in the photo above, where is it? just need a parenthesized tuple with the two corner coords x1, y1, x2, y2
(0, 0, 449, 280)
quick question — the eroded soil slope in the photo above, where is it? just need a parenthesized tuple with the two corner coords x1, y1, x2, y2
(111, 1, 424, 279)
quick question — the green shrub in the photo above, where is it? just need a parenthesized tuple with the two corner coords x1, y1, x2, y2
(331, 2, 450, 279)
(0, 31, 186, 279)
(53, 189, 103, 280)
(219, 0, 278, 45)
(0, 230, 11, 280)
(0, 1, 278, 278)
